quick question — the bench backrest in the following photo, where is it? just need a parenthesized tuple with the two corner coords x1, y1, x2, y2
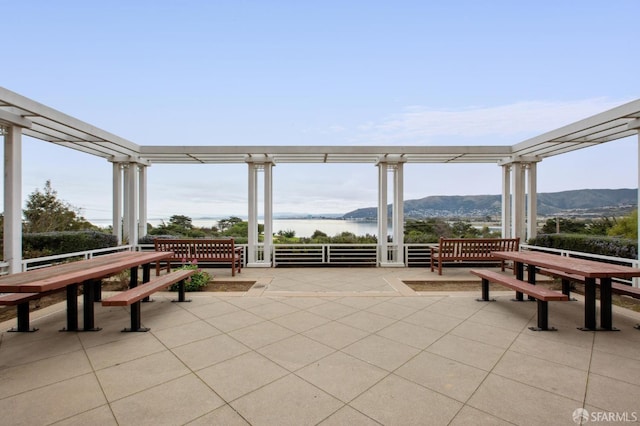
(154, 238, 236, 260)
(438, 237, 520, 258)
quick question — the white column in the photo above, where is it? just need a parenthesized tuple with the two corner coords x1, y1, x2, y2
(392, 162, 405, 265)
(246, 157, 274, 267)
(124, 163, 138, 245)
(511, 162, 526, 241)
(263, 162, 273, 265)
(526, 162, 538, 240)
(112, 162, 123, 244)
(3, 125, 22, 273)
(377, 159, 405, 267)
(138, 165, 147, 239)
(501, 165, 511, 238)
(377, 162, 388, 265)
(247, 163, 258, 264)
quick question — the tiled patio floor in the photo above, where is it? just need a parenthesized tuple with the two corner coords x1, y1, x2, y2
(1, 267, 639, 425)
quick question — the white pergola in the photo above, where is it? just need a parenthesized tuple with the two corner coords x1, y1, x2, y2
(1, 86, 640, 272)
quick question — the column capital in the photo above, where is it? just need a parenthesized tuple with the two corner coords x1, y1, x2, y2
(245, 154, 275, 165)
(109, 155, 151, 166)
(498, 155, 541, 166)
(375, 155, 407, 166)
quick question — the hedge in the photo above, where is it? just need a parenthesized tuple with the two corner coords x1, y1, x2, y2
(528, 233, 637, 259)
(23, 230, 118, 258)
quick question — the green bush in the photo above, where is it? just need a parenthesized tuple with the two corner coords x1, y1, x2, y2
(23, 230, 117, 258)
(170, 260, 211, 292)
(528, 233, 637, 259)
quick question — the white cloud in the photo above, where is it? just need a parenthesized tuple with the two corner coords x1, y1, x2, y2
(351, 98, 630, 145)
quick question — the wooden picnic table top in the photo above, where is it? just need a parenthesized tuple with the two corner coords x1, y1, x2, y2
(0, 251, 173, 293)
(491, 250, 640, 279)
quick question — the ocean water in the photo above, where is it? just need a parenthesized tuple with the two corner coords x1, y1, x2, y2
(89, 218, 391, 238)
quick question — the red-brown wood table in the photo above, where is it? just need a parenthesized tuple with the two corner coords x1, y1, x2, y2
(0, 251, 173, 332)
(492, 251, 640, 331)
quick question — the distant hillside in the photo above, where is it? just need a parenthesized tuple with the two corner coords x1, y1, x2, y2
(342, 188, 637, 219)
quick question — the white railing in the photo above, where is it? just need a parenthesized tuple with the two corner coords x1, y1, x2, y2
(18, 245, 134, 273)
(1, 243, 636, 286)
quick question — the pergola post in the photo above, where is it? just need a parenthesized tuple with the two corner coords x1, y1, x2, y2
(501, 164, 512, 238)
(526, 162, 538, 240)
(138, 165, 147, 239)
(246, 156, 274, 267)
(377, 162, 388, 264)
(377, 157, 405, 267)
(3, 125, 23, 273)
(112, 162, 123, 244)
(511, 162, 526, 241)
(123, 163, 139, 245)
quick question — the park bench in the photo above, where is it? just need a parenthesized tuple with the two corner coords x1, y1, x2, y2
(470, 269, 569, 331)
(0, 290, 56, 332)
(154, 238, 242, 276)
(102, 269, 195, 332)
(430, 237, 520, 275)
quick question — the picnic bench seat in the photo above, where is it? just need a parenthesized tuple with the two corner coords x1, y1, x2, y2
(470, 269, 569, 331)
(0, 291, 56, 332)
(154, 238, 242, 276)
(539, 267, 640, 299)
(430, 237, 520, 275)
(102, 269, 195, 332)
(539, 267, 640, 329)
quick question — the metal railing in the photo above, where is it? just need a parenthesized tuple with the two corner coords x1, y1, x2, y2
(0, 243, 636, 287)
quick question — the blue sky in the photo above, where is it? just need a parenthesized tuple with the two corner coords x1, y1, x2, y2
(2, 1, 639, 220)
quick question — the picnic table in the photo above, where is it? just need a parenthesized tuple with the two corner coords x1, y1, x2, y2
(0, 251, 173, 332)
(492, 250, 640, 331)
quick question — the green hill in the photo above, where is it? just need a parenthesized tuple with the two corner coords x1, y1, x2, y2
(342, 188, 637, 219)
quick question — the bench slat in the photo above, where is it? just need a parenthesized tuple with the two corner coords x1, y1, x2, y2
(470, 269, 568, 302)
(431, 237, 519, 275)
(540, 267, 640, 299)
(0, 293, 43, 305)
(154, 238, 242, 277)
(102, 269, 195, 306)
(471, 268, 567, 331)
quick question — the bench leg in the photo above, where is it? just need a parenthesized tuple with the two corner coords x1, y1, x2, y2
(476, 278, 495, 302)
(60, 283, 79, 332)
(171, 280, 191, 303)
(122, 301, 150, 332)
(529, 300, 557, 331)
(82, 280, 101, 331)
(8, 302, 38, 332)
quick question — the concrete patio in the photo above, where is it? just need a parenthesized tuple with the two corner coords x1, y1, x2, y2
(1, 267, 639, 425)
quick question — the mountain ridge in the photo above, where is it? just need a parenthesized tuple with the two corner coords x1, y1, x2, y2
(342, 188, 637, 219)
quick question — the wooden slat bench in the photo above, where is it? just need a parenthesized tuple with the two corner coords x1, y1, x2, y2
(0, 291, 56, 332)
(102, 269, 195, 332)
(470, 269, 569, 331)
(154, 238, 242, 276)
(430, 237, 520, 275)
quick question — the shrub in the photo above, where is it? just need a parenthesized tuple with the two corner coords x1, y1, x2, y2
(170, 259, 211, 292)
(528, 233, 637, 259)
(23, 230, 117, 258)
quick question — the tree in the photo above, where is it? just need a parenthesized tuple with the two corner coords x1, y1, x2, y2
(23, 181, 95, 233)
(218, 216, 243, 232)
(168, 215, 193, 229)
(608, 210, 638, 239)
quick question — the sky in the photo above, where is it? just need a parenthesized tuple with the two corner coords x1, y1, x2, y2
(2, 1, 639, 222)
